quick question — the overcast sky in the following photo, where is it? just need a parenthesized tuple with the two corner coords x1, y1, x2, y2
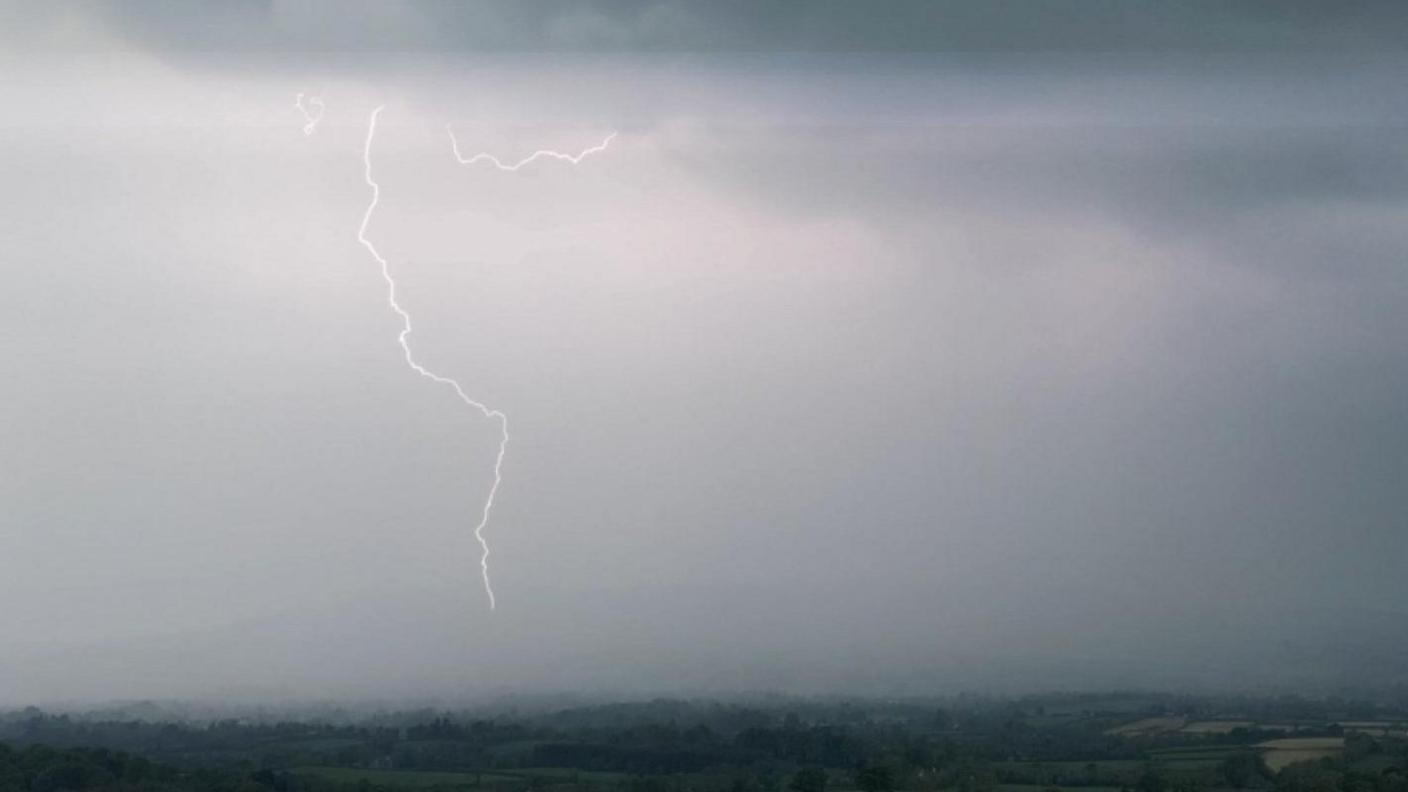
(2, 1, 1407, 704)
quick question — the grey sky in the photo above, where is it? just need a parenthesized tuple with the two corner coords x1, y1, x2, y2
(11, 1, 1408, 54)
(2, 2, 1406, 703)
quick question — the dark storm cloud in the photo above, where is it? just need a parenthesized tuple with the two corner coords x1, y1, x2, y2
(680, 125, 1408, 278)
(15, 0, 1408, 54)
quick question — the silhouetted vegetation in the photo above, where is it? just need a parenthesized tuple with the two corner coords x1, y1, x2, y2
(2, 693, 1407, 792)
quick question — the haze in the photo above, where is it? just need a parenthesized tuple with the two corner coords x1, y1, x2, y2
(2, 2, 1406, 704)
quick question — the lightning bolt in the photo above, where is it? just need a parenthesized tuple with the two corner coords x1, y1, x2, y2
(359, 106, 507, 610)
(350, 106, 616, 611)
(295, 91, 325, 136)
(448, 125, 616, 170)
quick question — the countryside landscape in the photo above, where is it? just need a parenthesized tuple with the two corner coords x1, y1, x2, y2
(2, 694, 1406, 792)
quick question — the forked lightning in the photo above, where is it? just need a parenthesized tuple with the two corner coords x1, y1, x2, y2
(449, 126, 616, 170)
(350, 104, 614, 609)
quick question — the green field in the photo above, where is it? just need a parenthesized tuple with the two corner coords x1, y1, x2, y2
(998, 785, 1125, 792)
(1181, 721, 1254, 734)
(1254, 737, 1344, 772)
(292, 767, 525, 789)
(513, 768, 632, 784)
(1148, 746, 1244, 763)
